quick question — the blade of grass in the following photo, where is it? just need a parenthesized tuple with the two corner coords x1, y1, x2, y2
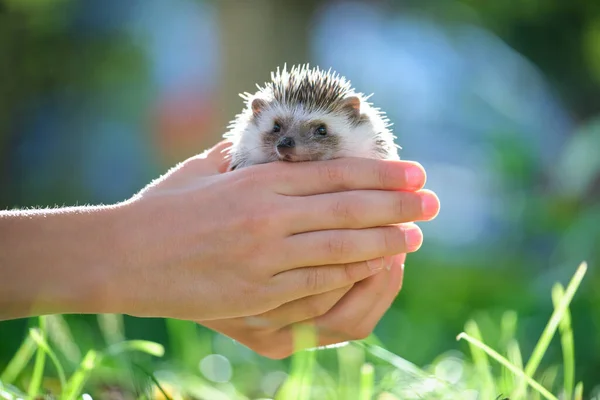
(293, 324, 317, 400)
(62, 350, 99, 400)
(463, 320, 496, 398)
(538, 365, 559, 397)
(103, 340, 166, 397)
(506, 339, 524, 392)
(276, 324, 318, 400)
(0, 335, 36, 385)
(355, 342, 459, 397)
(29, 328, 67, 390)
(551, 284, 574, 400)
(498, 311, 516, 395)
(27, 316, 47, 398)
(361, 333, 385, 348)
(97, 314, 136, 394)
(166, 370, 242, 400)
(131, 362, 172, 400)
(500, 311, 518, 346)
(354, 342, 437, 381)
(457, 332, 558, 400)
(165, 319, 212, 370)
(514, 261, 587, 398)
(499, 310, 519, 393)
(337, 342, 364, 399)
(105, 340, 165, 358)
(46, 315, 81, 364)
(359, 363, 374, 400)
(524, 262, 586, 376)
(312, 365, 338, 400)
(97, 314, 125, 346)
(574, 382, 583, 400)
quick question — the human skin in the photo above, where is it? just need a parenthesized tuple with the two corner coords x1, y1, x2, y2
(0, 141, 439, 356)
(198, 253, 407, 359)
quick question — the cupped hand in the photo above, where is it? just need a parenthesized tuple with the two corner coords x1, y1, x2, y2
(199, 253, 407, 359)
(111, 141, 438, 322)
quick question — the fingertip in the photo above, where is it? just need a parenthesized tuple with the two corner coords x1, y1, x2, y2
(366, 256, 389, 272)
(419, 189, 440, 220)
(201, 140, 234, 173)
(402, 223, 423, 253)
(393, 253, 407, 267)
(403, 161, 427, 191)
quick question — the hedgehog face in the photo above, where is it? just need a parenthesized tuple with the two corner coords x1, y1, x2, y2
(223, 64, 400, 170)
(250, 96, 374, 163)
(260, 115, 341, 162)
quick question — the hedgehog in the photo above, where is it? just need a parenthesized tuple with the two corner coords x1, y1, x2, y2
(223, 64, 400, 170)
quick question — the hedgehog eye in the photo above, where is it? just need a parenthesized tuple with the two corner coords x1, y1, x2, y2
(273, 122, 281, 133)
(315, 125, 328, 136)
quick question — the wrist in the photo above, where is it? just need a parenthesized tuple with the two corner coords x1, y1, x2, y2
(104, 196, 177, 319)
(0, 204, 125, 319)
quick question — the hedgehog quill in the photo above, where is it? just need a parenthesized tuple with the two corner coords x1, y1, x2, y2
(223, 64, 400, 170)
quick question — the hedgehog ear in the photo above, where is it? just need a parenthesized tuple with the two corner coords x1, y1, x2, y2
(341, 96, 361, 120)
(251, 97, 268, 117)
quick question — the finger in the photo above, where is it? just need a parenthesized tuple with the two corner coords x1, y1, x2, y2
(243, 285, 353, 331)
(348, 261, 404, 337)
(257, 254, 405, 358)
(195, 285, 353, 360)
(141, 141, 233, 195)
(279, 223, 421, 269)
(270, 256, 394, 301)
(286, 189, 439, 233)
(185, 140, 233, 176)
(314, 253, 406, 346)
(263, 157, 426, 196)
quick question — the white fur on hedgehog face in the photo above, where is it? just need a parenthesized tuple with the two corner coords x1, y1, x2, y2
(230, 99, 393, 168)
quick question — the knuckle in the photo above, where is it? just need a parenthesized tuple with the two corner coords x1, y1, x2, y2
(377, 162, 392, 188)
(327, 235, 354, 262)
(331, 197, 359, 226)
(382, 226, 403, 253)
(318, 163, 347, 188)
(393, 194, 406, 218)
(305, 268, 326, 293)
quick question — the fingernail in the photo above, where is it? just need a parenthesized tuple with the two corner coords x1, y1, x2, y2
(405, 164, 425, 190)
(367, 257, 385, 271)
(421, 191, 440, 220)
(384, 256, 394, 270)
(404, 225, 423, 252)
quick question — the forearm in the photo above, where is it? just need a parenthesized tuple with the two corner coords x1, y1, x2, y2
(0, 205, 125, 320)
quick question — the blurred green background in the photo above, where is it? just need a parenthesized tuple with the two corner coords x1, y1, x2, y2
(1, 0, 600, 398)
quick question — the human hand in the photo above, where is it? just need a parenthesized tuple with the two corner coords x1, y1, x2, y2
(198, 253, 406, 359)
(110, 141, 438, 322)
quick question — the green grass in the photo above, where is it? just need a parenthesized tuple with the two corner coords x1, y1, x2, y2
(0, 261, 590, 400)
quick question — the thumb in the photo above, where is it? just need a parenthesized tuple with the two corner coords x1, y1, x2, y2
(136, 140, 233, 197)
(188, 140, 233, 176)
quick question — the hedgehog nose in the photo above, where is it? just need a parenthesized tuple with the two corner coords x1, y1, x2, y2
(277, 137, 295, 149)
